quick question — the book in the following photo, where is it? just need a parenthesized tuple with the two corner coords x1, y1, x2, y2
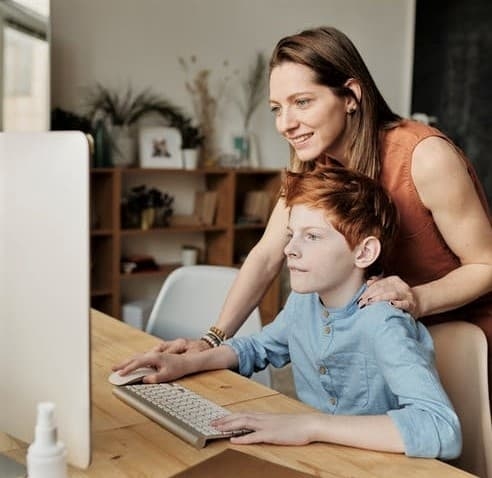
(169, 449, 316, 478)
(194, 191, 218, 225)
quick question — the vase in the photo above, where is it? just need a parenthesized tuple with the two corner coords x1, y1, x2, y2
(182, 148, 199, 169)
(140, 208, 155, 230)
(233, 132, 260, 168)
(111, 125, 136, 167)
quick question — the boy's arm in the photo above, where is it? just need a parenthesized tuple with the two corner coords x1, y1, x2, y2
(372, 310, 462, 459)
(115, 344, 239, 384)
(215, 411, 405, 452)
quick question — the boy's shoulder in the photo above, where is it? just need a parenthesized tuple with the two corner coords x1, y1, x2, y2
(360, 301, 420, 336)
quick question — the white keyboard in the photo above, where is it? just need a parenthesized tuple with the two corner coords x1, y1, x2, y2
(112, 382, 250, 448)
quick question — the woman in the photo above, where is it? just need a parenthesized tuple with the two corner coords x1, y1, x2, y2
(158, 26, 492, 381)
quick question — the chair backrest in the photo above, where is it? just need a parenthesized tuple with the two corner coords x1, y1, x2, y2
(146, 265, 272, 387)
(429, 321, 492, 478)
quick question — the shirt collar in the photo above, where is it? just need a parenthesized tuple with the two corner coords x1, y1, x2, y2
(317, 284, 367, 319)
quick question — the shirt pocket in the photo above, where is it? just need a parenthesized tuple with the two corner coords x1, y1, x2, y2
(323, 352, 369, 409)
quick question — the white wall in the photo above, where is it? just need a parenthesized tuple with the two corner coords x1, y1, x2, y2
(50, 0, 415, 169)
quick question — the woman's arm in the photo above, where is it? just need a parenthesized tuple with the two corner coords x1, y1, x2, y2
(359, 136, 492, 317)
(411, 137, 492, 316)
(214, 198, 290, 337)
(154, 198, 290, 353)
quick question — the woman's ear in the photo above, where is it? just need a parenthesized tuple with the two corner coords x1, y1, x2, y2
(354, 236, 381, 270)
(344, 78, 361, 113)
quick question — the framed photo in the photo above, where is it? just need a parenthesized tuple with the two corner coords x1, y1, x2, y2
(139, 126, 183, 168)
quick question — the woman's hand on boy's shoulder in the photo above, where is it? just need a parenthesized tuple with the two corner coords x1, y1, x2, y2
(358, 275, 421, 318)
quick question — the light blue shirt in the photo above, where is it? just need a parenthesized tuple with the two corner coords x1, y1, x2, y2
(225, 285, 462, 459)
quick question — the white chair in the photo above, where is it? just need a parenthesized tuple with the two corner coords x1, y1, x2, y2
(429, 321, 492, 478)
(146, 265, 272, 387)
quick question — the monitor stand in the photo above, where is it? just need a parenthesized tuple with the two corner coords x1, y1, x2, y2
(0, 454, 26, 478)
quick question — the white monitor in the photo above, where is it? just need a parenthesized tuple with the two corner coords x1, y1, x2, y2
(0, 131, 91, 473)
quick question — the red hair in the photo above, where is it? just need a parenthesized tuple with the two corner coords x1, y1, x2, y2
(283, 166, 398, 276)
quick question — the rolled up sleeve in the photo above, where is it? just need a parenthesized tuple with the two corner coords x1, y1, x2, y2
(373, 314, 462, 459)
(225, 304, 293, 377)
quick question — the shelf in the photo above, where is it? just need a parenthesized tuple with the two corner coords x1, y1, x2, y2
(119, 167, 229, 176)
(120, 263, 181, 280)
(121, 225, 227, 236)
(91, 229, 113, 237)
(90, 288, 113, 297)
(90, 167, 282, 322)
(234, 223, 266, 230)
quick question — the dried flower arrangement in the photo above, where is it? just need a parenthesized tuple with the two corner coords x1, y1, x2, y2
(179, 56, 230, 167)
(235, 52, 267, 131)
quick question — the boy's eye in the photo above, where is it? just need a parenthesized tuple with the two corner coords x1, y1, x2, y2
(270, 105, 280, 115)
(306, 233, 319, 240)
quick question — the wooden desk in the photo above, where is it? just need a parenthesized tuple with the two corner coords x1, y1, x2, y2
(2, 310, 474, 477)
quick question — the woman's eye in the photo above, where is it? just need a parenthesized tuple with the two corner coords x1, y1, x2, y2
(270, 105, 280, 115)
(296, 98, 311, 108)
(306, 233, 319, 241)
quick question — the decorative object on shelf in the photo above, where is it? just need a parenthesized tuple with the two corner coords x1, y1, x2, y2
(179, 56, 230, 168)
(181, 245, 199, 266)
(232, 52, 267, 168)
(82, 84, 189, 167)
(182, 148, 199, 169)
(139, 126, 183, 169)
(169, 190, 218, 227)
(237, 190, 272, 224)
(121, 185, 174, 229)
(181, 119, 203, 169)
(93, 119, 113, 168)
(120, 254, 159, 274)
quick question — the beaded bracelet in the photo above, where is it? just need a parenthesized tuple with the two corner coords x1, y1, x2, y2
(200, 334, 217, 349)
(200, 326, 228, 348)
(209, 326, 227, 341)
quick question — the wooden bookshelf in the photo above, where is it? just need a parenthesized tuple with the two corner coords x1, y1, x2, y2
(90, 167, 282, 324)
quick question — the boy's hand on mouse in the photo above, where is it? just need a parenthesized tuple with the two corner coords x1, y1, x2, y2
(212, 412, 316, 445)
(113, 350, 191, 383)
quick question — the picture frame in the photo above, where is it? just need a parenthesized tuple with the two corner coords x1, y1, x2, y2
(139, 126, 183, 168)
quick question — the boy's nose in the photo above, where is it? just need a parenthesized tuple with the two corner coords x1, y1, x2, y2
(284, 239, 299, 257)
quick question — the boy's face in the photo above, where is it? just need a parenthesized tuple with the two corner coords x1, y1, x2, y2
(284, 204, 364, 307)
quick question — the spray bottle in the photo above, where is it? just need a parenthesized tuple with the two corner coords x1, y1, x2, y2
(26, 402, 67, 478)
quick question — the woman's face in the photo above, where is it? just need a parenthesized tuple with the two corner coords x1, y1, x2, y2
(269, 62, 351, 163)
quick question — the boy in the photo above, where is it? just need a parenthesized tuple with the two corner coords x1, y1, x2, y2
(115, 166, 461, 459)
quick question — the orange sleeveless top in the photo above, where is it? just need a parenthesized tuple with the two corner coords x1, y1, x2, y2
(379, 120, 492, 326)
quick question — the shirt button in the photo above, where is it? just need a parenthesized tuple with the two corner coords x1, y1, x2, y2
(323, 310, 329, 318)
(319, 365, 327, 375)
(329, 397, 337, 406)
(324, 325, 331, 334)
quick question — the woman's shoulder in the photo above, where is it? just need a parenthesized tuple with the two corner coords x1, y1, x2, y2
(382, 119, 446, 149)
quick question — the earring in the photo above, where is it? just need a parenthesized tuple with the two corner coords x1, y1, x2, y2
(347, 107, 356, 115)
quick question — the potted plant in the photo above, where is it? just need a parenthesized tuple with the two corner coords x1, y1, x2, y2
(83, 84, 190, 167)
(180, 118, 203, 169)
(121, 185, 174, 229)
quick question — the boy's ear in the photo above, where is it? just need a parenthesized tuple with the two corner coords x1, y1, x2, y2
(354, 236, 381, 269)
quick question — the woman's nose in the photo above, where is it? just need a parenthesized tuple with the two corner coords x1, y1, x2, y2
(276, 107, 298, 134)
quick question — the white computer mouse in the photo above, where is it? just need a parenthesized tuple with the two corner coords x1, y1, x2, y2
(108, 367, 156, 386)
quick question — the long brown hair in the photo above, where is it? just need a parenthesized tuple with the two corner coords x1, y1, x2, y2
(270, 26, 401, 180)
